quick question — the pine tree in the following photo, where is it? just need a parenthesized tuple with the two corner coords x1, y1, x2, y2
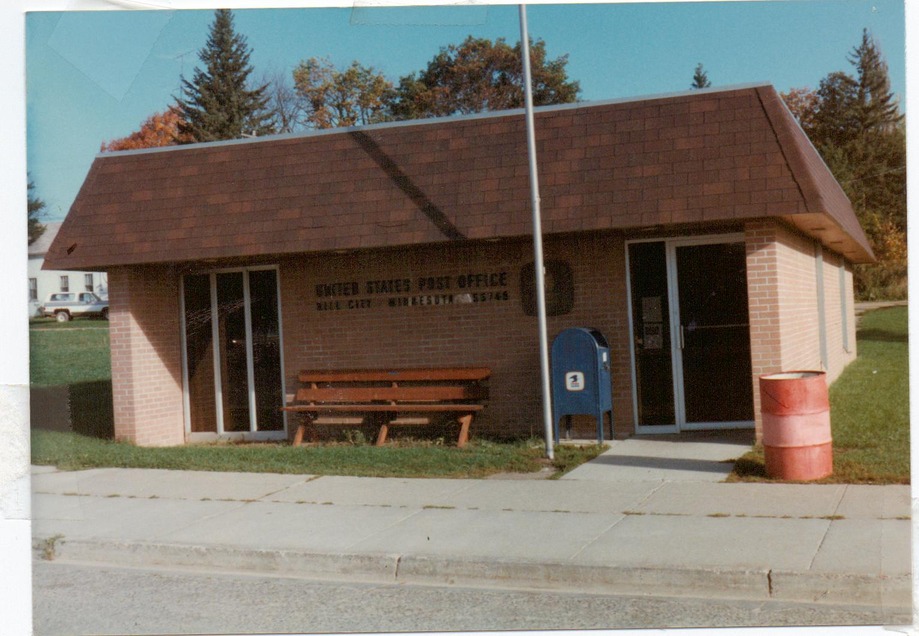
(175, 9, 273, 142)
(781, 30, 905, 299)
(690, 63, 711, 90)
(848, 29, 901, 132)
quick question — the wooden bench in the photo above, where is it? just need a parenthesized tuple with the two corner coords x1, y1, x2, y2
(282, 367, 490, 447)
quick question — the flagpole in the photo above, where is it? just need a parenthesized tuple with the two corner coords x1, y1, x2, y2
(519, 4, 555, 460)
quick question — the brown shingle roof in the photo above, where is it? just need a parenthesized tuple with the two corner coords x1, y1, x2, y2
(45, 84, 874, 271)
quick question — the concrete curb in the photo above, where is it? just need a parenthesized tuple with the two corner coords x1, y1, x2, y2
(34, 534, 910, 609)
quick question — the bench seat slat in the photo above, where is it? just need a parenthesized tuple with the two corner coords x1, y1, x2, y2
(283, 404, 485, 413)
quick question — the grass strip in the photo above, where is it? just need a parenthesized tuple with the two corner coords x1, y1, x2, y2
(31, 430, 604, 479)
(730, 305, 909, 484)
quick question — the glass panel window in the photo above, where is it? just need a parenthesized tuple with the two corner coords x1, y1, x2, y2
(29, 278, 37, 301)
(249, 269, 283, 431)
(60, 276, 69, 292)
(628, 242, 675, 426)
(183, 268, 285, 436)
(183, 274, 217, 433)
(216, 272, 250, 433)
(85, 274, 94, 291)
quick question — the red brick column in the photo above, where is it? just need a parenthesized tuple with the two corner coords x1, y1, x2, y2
(108, 265, 185, 446)
(745, 221, 782, 442)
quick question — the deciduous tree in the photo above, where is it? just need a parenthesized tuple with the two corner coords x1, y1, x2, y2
(292, 58, 395, 129)
(261, 68, 307, 134)
(100, 107, 193, 152)
(175, 9, 274, 142)
(392, 36, 580, 119)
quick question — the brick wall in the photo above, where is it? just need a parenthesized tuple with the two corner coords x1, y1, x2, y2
(108, 265, 185, 446)
(745, 220, 857, 439)
(279, 233, 633, 439)
(103, 222, 858, 446)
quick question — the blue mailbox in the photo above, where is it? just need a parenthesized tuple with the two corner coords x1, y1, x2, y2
(551, 328, 613, 443)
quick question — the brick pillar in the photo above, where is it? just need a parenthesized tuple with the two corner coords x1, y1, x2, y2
(745, 221, 782, 443)
(108, 265, 185, 446)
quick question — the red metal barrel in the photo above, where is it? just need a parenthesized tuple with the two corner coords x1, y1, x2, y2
(759, 371, 833, 480)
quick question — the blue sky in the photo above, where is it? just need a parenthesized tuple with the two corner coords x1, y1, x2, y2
(26, 1, 906, 221)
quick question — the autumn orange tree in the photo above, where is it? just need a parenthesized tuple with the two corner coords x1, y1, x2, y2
(101, 107, 193, 152)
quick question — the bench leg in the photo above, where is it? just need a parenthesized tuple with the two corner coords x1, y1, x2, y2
(457, 414, 473, 448)
(293, 414, 317, 447)
(293, 423, 306, 447)
(375, 423, 389, 446)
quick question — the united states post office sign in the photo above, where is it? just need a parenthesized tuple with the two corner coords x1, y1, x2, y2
(313, 271, 510, 312)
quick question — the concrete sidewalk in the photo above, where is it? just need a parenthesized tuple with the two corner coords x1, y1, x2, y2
(30, 441, 910, 609)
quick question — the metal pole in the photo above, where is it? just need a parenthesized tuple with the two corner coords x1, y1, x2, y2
(519, 4, 555, 460)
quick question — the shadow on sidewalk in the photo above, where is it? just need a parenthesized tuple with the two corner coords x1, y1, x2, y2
(586, 453, 739, 475)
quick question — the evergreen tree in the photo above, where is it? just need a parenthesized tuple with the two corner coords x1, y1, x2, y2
(175, 9, 274, 142)
(848, 29, 901, 132)
(690, 63, 711, 89)
(782, 30, 905, 299)
(28, 177, 46, 245)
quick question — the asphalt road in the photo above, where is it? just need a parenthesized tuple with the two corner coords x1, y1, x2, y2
(32, 560, 909, 635)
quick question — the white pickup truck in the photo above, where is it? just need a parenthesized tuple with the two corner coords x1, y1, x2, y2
(39, 292, 109, 322)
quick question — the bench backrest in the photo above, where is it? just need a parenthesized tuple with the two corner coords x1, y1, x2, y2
(291, 367, 490, 405)
(297, 367, 490, 383)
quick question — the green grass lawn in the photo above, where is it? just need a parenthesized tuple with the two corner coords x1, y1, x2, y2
(29, 319, 111, 387)
(732, 305, 909, 484)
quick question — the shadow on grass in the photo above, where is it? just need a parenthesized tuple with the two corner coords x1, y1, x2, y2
(730, 455, 768, 480)
(31, 381, 114, 440)
(857, 329, 909, 344)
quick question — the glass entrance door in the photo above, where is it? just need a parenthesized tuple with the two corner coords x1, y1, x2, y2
(182, 268, 285, 438)
(628, 241, 676, 428)
(628, 237, 754, 432)
(673, 242, 754, 427)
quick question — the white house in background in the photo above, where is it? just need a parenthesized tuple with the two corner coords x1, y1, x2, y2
(28, 221, 107, 317)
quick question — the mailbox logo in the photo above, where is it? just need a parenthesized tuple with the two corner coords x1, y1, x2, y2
(565, 371, 585, 392)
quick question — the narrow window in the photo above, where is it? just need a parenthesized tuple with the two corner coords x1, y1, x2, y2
(28, 278, 37, 301)
(839, 263, 850, 353)
(85, 273, 94, 292)
(60, 275, 69, 292)
(815, 245, 828, 370)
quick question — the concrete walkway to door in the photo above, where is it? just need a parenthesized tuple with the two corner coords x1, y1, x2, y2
(562, 430, 755, 482)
